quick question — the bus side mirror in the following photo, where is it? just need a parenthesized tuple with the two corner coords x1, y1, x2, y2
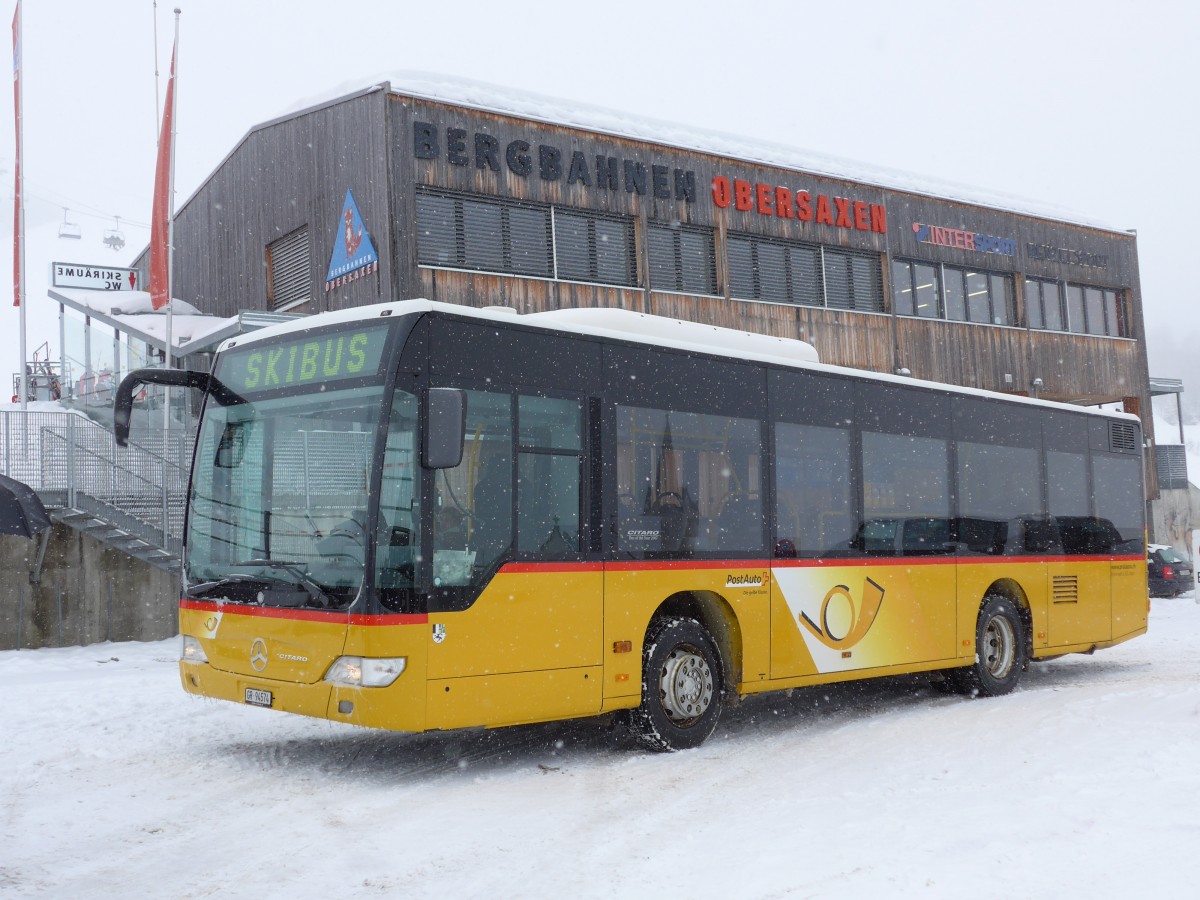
(215, 423, 246, 468)
(423, 388, 466, 469)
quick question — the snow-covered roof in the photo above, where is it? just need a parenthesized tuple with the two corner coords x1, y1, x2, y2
(47, 287, 228, 355)
(274, 71, 1123, 233)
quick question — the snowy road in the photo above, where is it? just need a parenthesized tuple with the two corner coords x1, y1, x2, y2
(2, 594, 1198, 899)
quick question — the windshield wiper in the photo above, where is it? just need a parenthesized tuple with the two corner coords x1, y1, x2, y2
(233, 559, 338, 609)
(187, 561, 340, 609)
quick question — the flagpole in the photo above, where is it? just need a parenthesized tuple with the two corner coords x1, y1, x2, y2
(13, 0, 27, 411)
(162, 8, 179, 432)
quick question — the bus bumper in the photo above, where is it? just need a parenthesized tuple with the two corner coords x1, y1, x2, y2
(179, 660, 429, 732)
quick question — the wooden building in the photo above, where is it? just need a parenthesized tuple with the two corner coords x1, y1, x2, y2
(135, 80, 1155, 491)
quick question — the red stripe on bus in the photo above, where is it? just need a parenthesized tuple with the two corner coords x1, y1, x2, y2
(498, 562, 606, 574)
(772, 554, 1143, 568)
(348, 613, 430, 626)
(504, 555, 1143, 573)
(179, 598, 428, 626)
(499, 559, 774, 573)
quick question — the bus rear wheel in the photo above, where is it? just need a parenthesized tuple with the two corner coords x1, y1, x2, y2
(950, 594, 1027, 697)
(630, 617, 723, 752)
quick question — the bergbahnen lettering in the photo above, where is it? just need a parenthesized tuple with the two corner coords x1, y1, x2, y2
(413, 121, 697, 203)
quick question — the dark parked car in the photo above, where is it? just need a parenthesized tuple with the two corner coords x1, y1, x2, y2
(1147, 544, 1194, 597)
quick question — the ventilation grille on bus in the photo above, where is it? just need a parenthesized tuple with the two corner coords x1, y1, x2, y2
(1052, 575, 1079, 604)
(1108, 421, 1138, 454)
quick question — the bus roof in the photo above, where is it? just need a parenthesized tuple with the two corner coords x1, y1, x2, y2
(217, 299, 1140, 424)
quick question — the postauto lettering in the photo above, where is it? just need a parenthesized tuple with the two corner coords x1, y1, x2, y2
(222, 327, 388, 392)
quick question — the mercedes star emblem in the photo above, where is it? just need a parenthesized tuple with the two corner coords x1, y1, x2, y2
(249, 638, 268, 672)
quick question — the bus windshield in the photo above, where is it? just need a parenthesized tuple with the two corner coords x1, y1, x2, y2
(186, 383, 399, 609)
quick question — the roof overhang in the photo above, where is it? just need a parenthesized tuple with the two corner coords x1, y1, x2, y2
(47, 287, 304, 358)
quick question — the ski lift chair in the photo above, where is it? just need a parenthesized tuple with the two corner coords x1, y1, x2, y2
(103, 216, 126, 251)
(58, 208, 81, 240)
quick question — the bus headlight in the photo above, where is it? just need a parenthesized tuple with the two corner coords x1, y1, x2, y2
(181, 635, 209, 664)
(324, 656, 407, 688)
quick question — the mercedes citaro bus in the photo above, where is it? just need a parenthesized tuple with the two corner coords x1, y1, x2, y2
(115, 300, 1147, 751)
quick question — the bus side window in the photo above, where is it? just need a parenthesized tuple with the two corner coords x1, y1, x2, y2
(374, 391, 419, 599)
(517, 395, 582, 558)
(774, 422, 854, 557)
(861, 432, 951, 558)
(616, 405, 762, 556)
(432, 389, 513, 586)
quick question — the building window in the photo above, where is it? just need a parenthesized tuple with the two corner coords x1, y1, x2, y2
(892, 259, 1013, 325)
(1026, 277, 1123, 336)
(417, 189, 642, 288)
(730, 233, 882, 311)
(416, 190, 553, 278)
(647, 223, 717, 295)
(265, 226, 312, 311)
(553, 209, 637, 287)
(824, 247, 884, 311)
(1024, 278, 1065, 331)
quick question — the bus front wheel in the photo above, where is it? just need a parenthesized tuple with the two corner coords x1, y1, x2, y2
(950, 594, 1027, 697)
(630, 616, 723, 752)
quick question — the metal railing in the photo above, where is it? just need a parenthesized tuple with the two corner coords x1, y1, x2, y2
(1, 410, 194, 549)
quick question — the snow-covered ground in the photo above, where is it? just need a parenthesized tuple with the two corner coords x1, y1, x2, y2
(3, 593, 1198, 898)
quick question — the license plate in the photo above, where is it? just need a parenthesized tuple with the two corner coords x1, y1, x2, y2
(245, 688, 273, 708)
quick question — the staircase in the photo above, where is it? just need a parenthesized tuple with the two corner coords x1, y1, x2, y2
(2, 410, 192, 574)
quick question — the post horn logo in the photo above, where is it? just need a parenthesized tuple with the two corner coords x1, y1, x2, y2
(249, 638, 269, 672)
(797, 578, 886, 651)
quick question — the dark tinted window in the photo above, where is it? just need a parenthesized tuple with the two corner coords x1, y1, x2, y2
(990, 274, 1013, 325)
(775, 422, 854, 557)
(957, 442, 1042, 555)
(1042, 281, 1064, 331)
(860, 432, 951, 557)
(1066, 285, 1086, 333)
(945, 268, 967, 321)
(892, 260, 914, 315)
(1024, 279, 1043, 329)
(966, 270, 990, 323)
(1093, 454, 1144, 552)
(1104, 290, 1122, 336)
(914, 263, 940, 318)
(617, 406, 762, 556)
(516, 395, 582, 557)
(432, 390, 513, 589)
(1047, 450, 1089, 518)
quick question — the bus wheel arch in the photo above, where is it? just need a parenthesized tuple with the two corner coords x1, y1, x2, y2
(651, 590, 742, 696)
(950, 581, 1030, 697)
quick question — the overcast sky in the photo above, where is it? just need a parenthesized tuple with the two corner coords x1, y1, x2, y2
(2, 0, 1197, 414)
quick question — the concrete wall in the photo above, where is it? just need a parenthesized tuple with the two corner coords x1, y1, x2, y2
(0, 524, 178, 650)
(1151, 486, 1196, 559)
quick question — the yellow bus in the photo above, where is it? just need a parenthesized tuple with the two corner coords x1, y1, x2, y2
(116, 300, 1147, 751)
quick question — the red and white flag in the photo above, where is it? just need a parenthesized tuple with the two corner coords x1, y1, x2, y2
(11, 0, 22, 308)
(149, 40, 176, 310)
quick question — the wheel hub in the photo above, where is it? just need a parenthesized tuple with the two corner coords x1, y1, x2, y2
(982, 614, 1016, 679)
(659, 646, 715, 723)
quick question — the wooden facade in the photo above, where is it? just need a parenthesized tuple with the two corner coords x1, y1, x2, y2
(136, 83, 1155, 491)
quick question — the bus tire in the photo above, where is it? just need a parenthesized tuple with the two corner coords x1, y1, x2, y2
(630, 616, 723, 752)
(952, 594, 1027, 697)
